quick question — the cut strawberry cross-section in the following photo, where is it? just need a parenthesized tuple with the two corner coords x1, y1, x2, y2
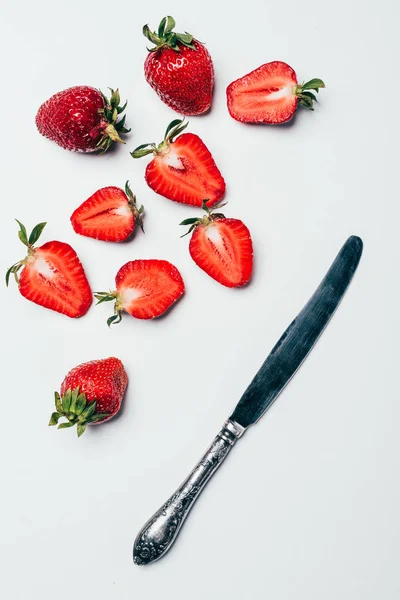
(227, 61, 325, 124)
(180, 201, 253, 288)
(95, 259, 185, 325)
(71, 181, 144, 242)
(131, 119, 225, 207)
(6, 220, 92, 318)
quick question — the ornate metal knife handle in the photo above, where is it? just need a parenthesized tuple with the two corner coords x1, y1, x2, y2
(133, 419, 245, 565)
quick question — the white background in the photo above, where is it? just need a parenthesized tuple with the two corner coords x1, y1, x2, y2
(1, 0, 399, 598)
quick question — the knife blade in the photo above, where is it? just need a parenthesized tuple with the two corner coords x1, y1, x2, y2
(133, 236, 363, 566)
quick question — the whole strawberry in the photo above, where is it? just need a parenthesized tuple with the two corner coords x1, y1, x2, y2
(49, 357, 128, 437)
(35, 86, 130, 153)
(143, 16, 214, 115)
(6, 220, 92, 318)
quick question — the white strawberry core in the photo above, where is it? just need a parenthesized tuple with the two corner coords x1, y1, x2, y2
(206, 224, 224, 247)
(267, 86, 295, 102)
(113, 204, 131, 216)
(121, 287, 144, 305)
(34, 257, 55, 278)
(163, 147, 185, 170)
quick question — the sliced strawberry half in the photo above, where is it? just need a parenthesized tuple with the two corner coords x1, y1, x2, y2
(181, 202, 253, 288)
(71, 182, 144, 242)
(131, 119, 225, 207)
(6, 221, 92, 318)
(227, 61, 325, 124)
(95, 259, 185, 325)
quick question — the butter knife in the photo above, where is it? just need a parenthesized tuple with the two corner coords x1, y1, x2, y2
(133, 236, 363, 565)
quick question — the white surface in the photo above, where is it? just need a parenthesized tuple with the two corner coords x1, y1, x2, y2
(1, 1, 399, 598)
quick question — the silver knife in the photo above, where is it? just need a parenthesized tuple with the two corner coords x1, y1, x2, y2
(133, 235, 363, 566)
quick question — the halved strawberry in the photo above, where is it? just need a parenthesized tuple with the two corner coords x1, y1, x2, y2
(6, 221, 92, 318)
(181, 202, 253, 287)
(95, 259, 184, 325)
(227, 61, 325, 124)
(131, 119, 225, 207)
(71, 182, 144, 242)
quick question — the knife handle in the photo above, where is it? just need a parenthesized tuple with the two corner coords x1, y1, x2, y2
(133, 419, 245, 566)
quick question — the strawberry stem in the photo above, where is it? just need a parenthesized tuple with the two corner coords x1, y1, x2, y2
(130, 119, 189, 159)
(295, 78, 325, 110)
(143, 16, 197, 52)
(94, 291, 123, 327)
(125, 181, 145, 233)
(179, 200, 227, 237)
(5, 220, 47, 286)
(164, 118, 188, 142)
(96, 88, 130, 153)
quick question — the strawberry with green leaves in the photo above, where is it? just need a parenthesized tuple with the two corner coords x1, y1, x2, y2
(49, 357, 128, 437)
(227, 61, 325, 124)
(71, 181, 144, 242)
(6, 221, 92, 318)
(143, 15, 214, 115)
(95, 259, 185, 326)
(36, 86, 130, 153)
(181, 201, 253, 288)
(131, 119, 225, 207)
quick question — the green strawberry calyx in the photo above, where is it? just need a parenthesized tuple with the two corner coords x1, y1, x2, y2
(5, 220, 47, 287)
(130, 118, 189, 159)
(94, 290, 124, 328)
(143, 16, 196, 53)
(96, 88, 130, 153)
(124, 181, 145, 233)
(49, 387, 110, 437)
(294, 78, 326, 110)
(180, 200, 228, 237)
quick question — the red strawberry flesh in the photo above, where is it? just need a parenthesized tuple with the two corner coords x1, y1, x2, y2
(146, 133, 225, 207)
(115, 259, 185, 319)
(71, 186, 135, 242)
(132, 121, 226, 208)
(19, 241, 92, 317)
(189, 218, 253, 287)
(227, 61, 298, 124)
